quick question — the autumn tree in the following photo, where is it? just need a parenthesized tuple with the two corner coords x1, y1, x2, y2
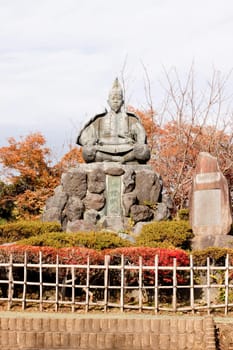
(0, 133, 85, 220)
(0, 133, 60, 219)
(153, 121, 233, 209)
(56, 146, 84, 173)
(0, 181, 15, 220)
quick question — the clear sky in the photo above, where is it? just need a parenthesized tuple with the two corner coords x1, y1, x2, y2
(0, 0, 233, 160)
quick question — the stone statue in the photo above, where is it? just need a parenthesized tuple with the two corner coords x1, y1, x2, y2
(77, 78, 150, 164)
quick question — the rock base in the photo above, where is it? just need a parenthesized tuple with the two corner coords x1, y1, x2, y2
(42, 162, 171, 232)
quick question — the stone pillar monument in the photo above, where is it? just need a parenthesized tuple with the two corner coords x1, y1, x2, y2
(42, 79, 171, 232)
(190, 152, 233, 249)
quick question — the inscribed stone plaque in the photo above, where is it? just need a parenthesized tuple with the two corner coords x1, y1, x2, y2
(194, 189, 221, 226)
(196, 172, 221, 184)
(106, 175, 122, 216)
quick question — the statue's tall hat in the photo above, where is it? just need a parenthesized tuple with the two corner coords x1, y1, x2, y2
(109, 78, 123, 97)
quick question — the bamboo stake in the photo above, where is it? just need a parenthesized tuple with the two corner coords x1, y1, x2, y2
(55, 254, 59, 312)
(120, 255, 124, 312)
(85, 256, 90, 313)
(104, 255, 109, 312)
(225, 254, 229, 316)
(172, 258, 177, 312)
(22, 252, 27, 310)
(139, 256, 143, 312)
(39, 251, 43, 312)
(154, 255, 158, 314)
(71, 266, 75, 312)
(7, 254, 13, 311)
(207, 257, 210, 315)
(190, 255, 194, 314)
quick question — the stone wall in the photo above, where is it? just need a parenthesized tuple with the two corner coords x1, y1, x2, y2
(42, 162, 171, 232)
(215, 321, 233, 350)
(0, 315, 216, 349)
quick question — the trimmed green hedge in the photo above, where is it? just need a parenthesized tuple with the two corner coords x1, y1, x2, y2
(135, 220, 193, 249)
(177, 208, 189, 221)
(192, 247, 233, 266)
(17, 231, 132, 250)
(0, 220, 62, 244)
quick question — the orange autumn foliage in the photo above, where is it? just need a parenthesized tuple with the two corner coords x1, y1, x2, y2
(56, 146, 84, 173)
(0, 133, 59, 219)
(128, 107, 158, 144)
(0, 134, 85, 219)
(0, 133, 51, 181)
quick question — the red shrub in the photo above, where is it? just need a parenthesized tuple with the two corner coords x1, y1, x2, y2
(103, 247, 189, 265)
(0, 245, 103, 264)
(0, 245, 56, 263)
(103, 247, 189, 285)
(0, 245, 189, 286)
(57, 247, 103, 264)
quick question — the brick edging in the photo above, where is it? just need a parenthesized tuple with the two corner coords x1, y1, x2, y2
(0, 315, 216, 349)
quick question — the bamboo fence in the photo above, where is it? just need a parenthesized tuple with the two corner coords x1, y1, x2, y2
(0, 253, 233, 315)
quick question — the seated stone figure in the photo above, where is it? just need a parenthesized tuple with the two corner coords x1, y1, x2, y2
(77, 78, 150, 164)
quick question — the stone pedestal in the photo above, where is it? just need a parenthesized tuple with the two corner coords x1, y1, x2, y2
(42, 162, 170, 232)
(192, 234, 233, 250)
(190, 152, 232, 249)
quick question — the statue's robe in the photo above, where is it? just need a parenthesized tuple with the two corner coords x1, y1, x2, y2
(77, 110, 147, 155)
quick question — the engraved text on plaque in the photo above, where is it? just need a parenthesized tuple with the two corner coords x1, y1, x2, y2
(106, 175, 122, 216)
(194, 189, 221, 226)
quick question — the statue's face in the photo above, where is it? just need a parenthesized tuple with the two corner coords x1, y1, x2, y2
(108, 92, 123, 113)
